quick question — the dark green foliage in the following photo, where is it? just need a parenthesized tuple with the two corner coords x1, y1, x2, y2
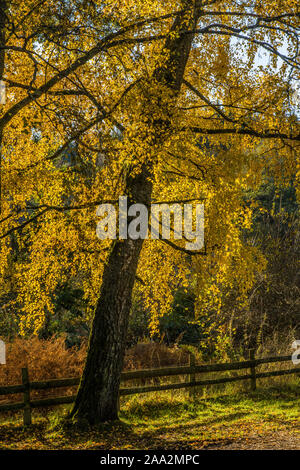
(39, 285, 89, 347)
(127, 289, 204, 347)
(127, 295, 150, 346)
(234, 179, 300, 349)
(158, 289, 202, 345)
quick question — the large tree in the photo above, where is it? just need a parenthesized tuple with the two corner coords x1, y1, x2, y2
(0, 0, 299, 423)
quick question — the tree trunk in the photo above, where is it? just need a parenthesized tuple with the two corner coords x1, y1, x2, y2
(70, 1, 202, 425)
(70, 165, 153, 423)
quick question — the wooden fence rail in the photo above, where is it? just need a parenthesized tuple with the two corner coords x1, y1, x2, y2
(0, 351, 299, 425)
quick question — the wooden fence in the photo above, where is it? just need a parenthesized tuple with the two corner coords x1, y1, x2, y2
(0, 350, 299, 426)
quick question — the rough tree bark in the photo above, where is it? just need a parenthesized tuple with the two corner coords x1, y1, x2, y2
(70, 1, 202, 425)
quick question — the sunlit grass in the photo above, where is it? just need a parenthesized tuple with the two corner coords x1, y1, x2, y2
(0, 383, 299, 449)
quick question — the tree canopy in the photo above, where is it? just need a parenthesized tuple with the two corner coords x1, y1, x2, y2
(1, 0, 299, 334)
(0, 0, 299, 422)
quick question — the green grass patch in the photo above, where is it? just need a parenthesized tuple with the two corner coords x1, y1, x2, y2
(0, 386, 299, 450)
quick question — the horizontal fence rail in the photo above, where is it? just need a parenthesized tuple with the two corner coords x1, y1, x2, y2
(0, 351, 299, 425)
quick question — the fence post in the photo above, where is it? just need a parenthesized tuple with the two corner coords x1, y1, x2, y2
(188, 353, 196, 398)
(249, 349, 256, 391)
(22, 367, 32, 426)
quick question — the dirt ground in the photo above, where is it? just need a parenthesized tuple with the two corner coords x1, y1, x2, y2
(209, 431, 300, 450)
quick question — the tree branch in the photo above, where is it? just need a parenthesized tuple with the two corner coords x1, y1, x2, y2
(188, 126, 300, 141)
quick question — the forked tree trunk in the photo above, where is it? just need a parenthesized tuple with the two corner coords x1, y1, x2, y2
(70, 1, 202, 424)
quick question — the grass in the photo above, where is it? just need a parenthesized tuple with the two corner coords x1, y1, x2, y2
(0, 384, 299, 450)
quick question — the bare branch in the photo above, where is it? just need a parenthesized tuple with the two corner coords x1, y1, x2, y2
(159, 236, 207, 256)
(183, 79, 236, 123)
(188, 126, 300, 141)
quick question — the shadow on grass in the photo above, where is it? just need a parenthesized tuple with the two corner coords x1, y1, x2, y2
(0, 386, 298, 450)
(0, 409, 247, 450)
